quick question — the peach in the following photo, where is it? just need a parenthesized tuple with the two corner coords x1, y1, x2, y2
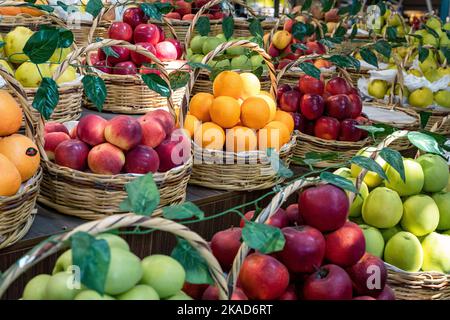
(77, 114, 107, 146)
(155, 129, 191, 172)
(141, 109, 175, 137)
(44, 132, 70, 160)
(55, 139, 90, 171)
(124, 145, 160, 174)
(44, 122, 69, 135)
(88, 142, 125, 175)
(104, 115, 142, 151)
(139, 117, 166, 148)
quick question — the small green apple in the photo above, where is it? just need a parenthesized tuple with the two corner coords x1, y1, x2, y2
(202, 37, 224, 55)
(384, 231, 423, 272)
(348, 178, 369, 217)
(45, 272, 82, 300)
(116, 285, 159, 300)
(368, 79, 388, 99)
(417, 154, 450, 192)
(385, 158, 424, 196)
(22, 274, 51, 300)
(359, 224, 385, 258)
(74, 290, 114, 300)
(96, 233, 130, 251)
(421, 232, 450, 273)
(250, 54, 264, 70)
(408, 87, 434, 108)
(401, 194, 440, 237)
(230, 55, 252, 71)
(440, 33, 450, 48)
(190, 35, 207, 54)
(141, 254, 186, 299)
(362, 187, 403, 228)
(380, 225, 402, 243)
(226, 37, 246, 55)
(432, 192, 450, 230)
(216, 33, 226, 42)
(334, 167, 353, 178)
(190, 54, 205, 63)
(351, 147, 388, 188)
(186, 48, 193, 59)
(52, 250, 72, 274)
(214, 59, 231, 70)
(167, 291, 193, 300)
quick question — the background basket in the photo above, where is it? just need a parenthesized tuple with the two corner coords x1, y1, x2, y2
(187, 39, 295, 191)
(0, 214, 229, 300)
(0, 66, 42, 250)
(84, 39, 186, 115)
(0, 1, 52, 33)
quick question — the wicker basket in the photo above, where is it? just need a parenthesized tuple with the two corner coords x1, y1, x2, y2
(187, 39, 295, 191)
(0, 66, 43, 250)
(0, 214, 229, 300)
(410, 106, 450, 135)
(83, 39, 187, 115)
(36, 42, 193, 220)
(0, 1, 52, 33)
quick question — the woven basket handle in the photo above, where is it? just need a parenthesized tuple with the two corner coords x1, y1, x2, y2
(87, 2, 118, 44)
(0, 214, 229, 300)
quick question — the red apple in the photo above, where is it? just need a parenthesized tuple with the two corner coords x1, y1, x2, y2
(266, 208, 289, 228)
(268, 44, 280, 58)
(124, 145, 160, 174)
(305, 41, 326, 55)
(89, 52, 100, 66)
(139, 66, 161, 75)
(104, 115, 142, 151)
(141, 109, 175, 138)
(165, 12, 181, 20)
(325, 221, 365, 267)
(44, 122, 69, 135)
(113, 61, 137, 75)
(105, 46, 130, 65)
(325, 8, 339, 22)
(298, 74, 324, 95)
(130, 42, 156, 66)
(155, 129, 191, 172)
(77, 114, 107, 146)
(70, 125, 78, 139)
(157, 25, 165, 42)
(348, 93, 363, 118)
(339, 119, 362, 142)
(346, 253, 387, 297)
(278, 226, 326, 273)
(238, 253, 289, 300)
(286, 203, 302, 225)
(213, 12, 225, 20)
(108, 22, 133, 41)
(283, 19, 294, 33)
(299, 184, 349, 232)
(155, 41, 178, 61)
(55, 139, 90, 171)
(300, 94, 324, 120)
(210, 227, 242, 271)
(134, 23, 160, 45)
(325, 76, 351, 95)
(202, 285, 219, 300)
(182, 13, 195, 20)
(376, 285, 395, 300)
(277, 59, 291, 70)
(325, 94, 351, 119)
(293, 113, 314, 135)
(97, 48, 106, 61)
(239, 210, 255, 228)
(276, 84, 292, 103)
(231, 288, 248, 300)
(183, 282, 208, 300)
(314, 116, 340, 140)
(355, 115, 371, 139)
(94, 60, 112, 74)
(303, 264, 353, 300)
(166, 39, 183, 59)
(174, 0, 192, 17)
(139, 117, 166, 148)
(44, 132, 71, 160)
(123, 7, 148, 29)
(278, 285, 297, 300)
(280, 89, 301, 113)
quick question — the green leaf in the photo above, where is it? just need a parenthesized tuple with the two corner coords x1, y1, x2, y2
(171, 238, 214, 285)
(386, 26, 397, 41)
(187, 61, 212, 71)
(291, 43, 307, 52)
(222, 16, 234, 40)
(360, 47, 378, 68)
(334, 26, 347, 38)
(374, 40, 391, 58)
(299, 62, 321, 79)
(266, 148, 293, 179)
(163, 202, 204, 220)
(102, 46, 120, 58)
(71, 232, 110, 295)
(355, 125, 385, 135)
(57, 28, 74, 48)
(320, 172, 359, 194)
(86, 0, 103, 18)
(253, 66, 263, 78)
(380, 148, 405, 182)
(21, 2, 54, 13)
(0, 41, 5, 49)
(242, 221, 285, 254)
(350, 155, 389, 181)
(407, 131, 444, 155)
(320, 0, 334, 12)
(350, 24, 358, 39)
(296, 151, 339, 166)
(196, 16, 211, 36)
(24, 27, 60, 64)
(56, 1, 69, 11)
(418, 46, 429, 63)
(169, 71, 190, 91)
(338, 6, 350, 15)
(292, 22, 315, 41)
(423, 25, 440, 38)
(441, 47, 450, 62)
(141, 73, 171, 98)
(302, 0, 312, 11)
(154, 2, 174, 14)
(419, 111, 431, 129)
(377, 1, 386, 16)
(249, 18, 264, 38)
(32, 77, 59, 120)
(119, 173, 160, 216)
(141, 3, 171, 21)
(82, 75, 106, 112)
(327, 55, 360, 70)
(349, 0, 362, 15)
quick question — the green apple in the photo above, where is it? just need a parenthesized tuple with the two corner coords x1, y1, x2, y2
(116, 285, 159, 300)
(432, 192, 450, 230)
(52, 250, 72, 274)
(421, 232, 450, 273)
(230, 55, 252, 71)
(216, 33, 226, 42)
(190, 35, 207, 54)
(426, 17, 442, 30)
(45, 272, 82, 300)
(5, 26, 33, 63)
(49, 47, 71, 64)
(359, 224, 385, 258)
(140, 254, 185, 299)
(401, 194, 440, 236)
(186, 48, 193, 59)
(362, 187, 403, 228)
(74, 290, 115, 300)
(385, 158, 424, 196)
(424, 69, 441, 82)
(368, 79, 388, 99)
(167, 291, 193, 300)
(351, 147, 388, 188)
(202, 37, 224, 55)
(408, 87, 434, 108)
(408, 69, 422, 77)
(96, 233, 130, 251)
(348, 178, 369, 217)
(226, 37, 246, 55)
(250, 54, 264, 70)
(190, 54, 205, 64)
(384, 231, 423, 272)
(214, 58, 230, 70)
(22, 274, 51, 300)
(380, 225, 402, 243)
(417, 154, 450, 192)
(104, 248, 143, 296)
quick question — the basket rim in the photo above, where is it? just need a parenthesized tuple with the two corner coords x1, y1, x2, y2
(385, 262, 450, 278)
(363, 102, 420, 129)
(296, 130, 371, 147)
(23, 80, 83, 93)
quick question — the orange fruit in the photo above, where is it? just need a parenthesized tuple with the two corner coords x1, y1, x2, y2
(209, 96, 241, 129)
(240, 73, 261, 99)
(226, 126, 257, 153)
(0, 7, 22, 16)
(0, 90, 23, 137)
(0, 134, 40, 182)
(255, 93, 276, 121)
(195, 122, 225, 150)
(20, 7, 45, 16)
(189, 92, 214, 122)
(184, 114, 201, 138)
(213, 71, 243, 99)
(0, 153, 21, 196)
(240, 97, 271, 129)
(258, 121, 290, 151)
(274, 110, 295, 133)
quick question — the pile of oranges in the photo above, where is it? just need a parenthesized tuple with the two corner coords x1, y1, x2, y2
(0, 6, 44, 17)
(184, 71, 294, 153)
(0, 90, 40, 197)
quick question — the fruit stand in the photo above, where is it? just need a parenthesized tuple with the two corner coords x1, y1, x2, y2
(1, 0, 450, 304)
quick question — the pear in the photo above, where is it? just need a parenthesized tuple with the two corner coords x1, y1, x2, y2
(49, 47, 71, 64)
(426, 17, 442, 30)
(434, 90, 450, 108)
(50, 64, 77, 85)
(396, 25, 406, 37)
(424, 69, 441, 82)
(383, 9, 392, 20)
(408, 87, 434, 108)
(0, 34, 5, 57)
(5, 26, 34, 64)
(444, 22, 450, 31)
(422, 32, 439, 47)
(408, 69, 422, 77)
(15, 62, 52, 88)
(368, 79, 388, 99)
(395, 47, 408, 58)
(0, 59, 14, 75)
(440, 33, 450, 48)
(412, 29, 427, 45)
(438, 67, 450, 77)
(419, 52, 438, 73)
(387, 13, 402, 27)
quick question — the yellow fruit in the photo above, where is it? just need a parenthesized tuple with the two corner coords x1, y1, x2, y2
(0, 153, 21, 197)
(15, 62, 51, 88)
(0, 59, 14, 74)
(209, 96, 241, 129)
(226, 126, 257, 153)
(240, 72, 261, 99)
(272, 30, 292, 50)
(0, 35, 5, 57)
(274, 110, 294, 133)
(195, 122, 225, 150)
(189, 92, 214, 122)
(408, 87, 434, 108)
(240, 97, 271, 129)
(212, 71, 243, 99)
(5, 26, 33, 64)
(49, 48, 71, 64)
(255, 92, 276, 121)
(183, 114, 200, 138)
(258, 121, 290, 151)
(0, 90, 22, 137)
(51, 64, 77, 85)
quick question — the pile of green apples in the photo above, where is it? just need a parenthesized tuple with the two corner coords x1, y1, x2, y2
(186, 34, 265, 71)
(335, 149, 450, 273)
(21, 233, 192, 300)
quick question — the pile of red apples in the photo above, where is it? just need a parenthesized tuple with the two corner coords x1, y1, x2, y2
(278, 75, 371, 142)
(183, 184, 396, 300)
(164, 0, 227, 21)
(44, 110, 190, 175)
